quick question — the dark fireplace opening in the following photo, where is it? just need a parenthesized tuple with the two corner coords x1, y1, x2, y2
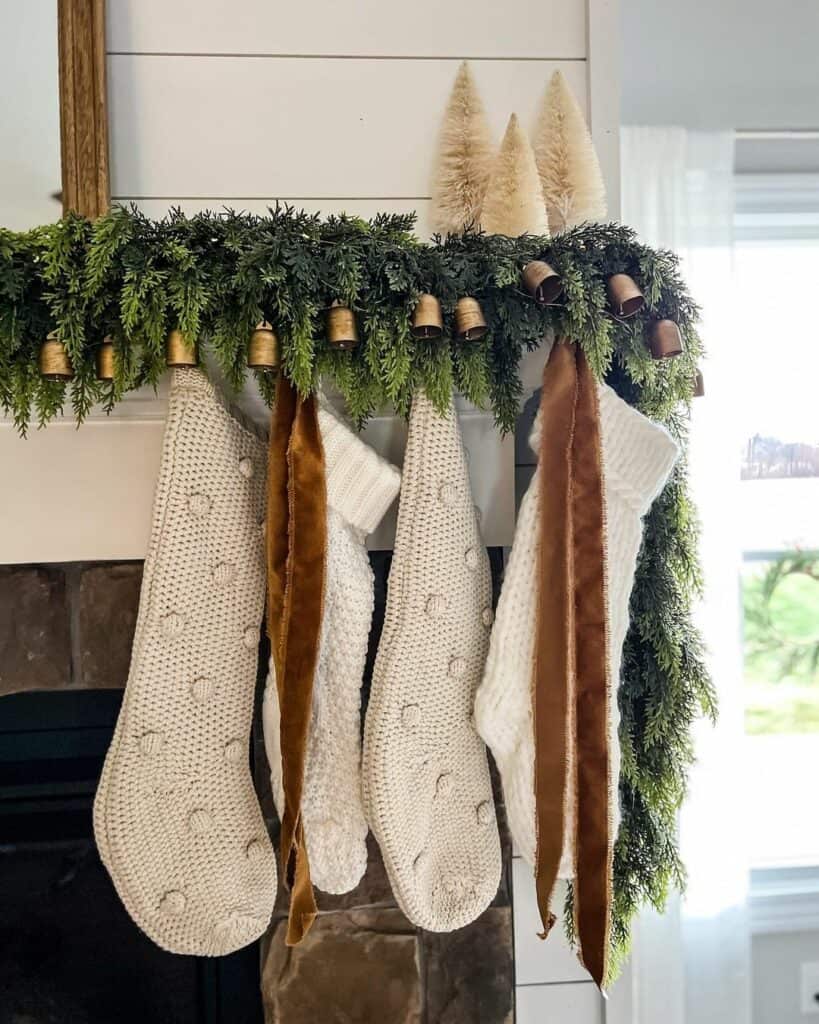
(0, 689, 264, 1024)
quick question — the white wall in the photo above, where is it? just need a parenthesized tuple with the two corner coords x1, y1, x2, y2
(0, 2, 61, 230)
(753, 931, 819, 1024)
(105, 0, 619, 226)
(621, 0, 819, 130)
(621, 0, 819, 174)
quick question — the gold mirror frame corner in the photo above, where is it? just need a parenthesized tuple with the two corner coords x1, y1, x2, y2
(58, 0, 110, 219)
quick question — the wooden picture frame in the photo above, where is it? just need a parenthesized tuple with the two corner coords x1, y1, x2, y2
(58, 0, 109, 218)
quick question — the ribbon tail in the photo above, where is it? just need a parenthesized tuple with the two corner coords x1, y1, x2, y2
(533, 339, 579, 938)
(571, 347, 612, 990)
(285, 819, 319, 946)
(266, 378, 326, 947)
(267, 374, 297, 662)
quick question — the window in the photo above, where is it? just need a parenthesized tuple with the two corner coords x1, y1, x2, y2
(735, 174, 819, 868)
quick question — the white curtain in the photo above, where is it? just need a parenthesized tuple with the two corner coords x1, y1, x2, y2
(620, 127, 751, 1024)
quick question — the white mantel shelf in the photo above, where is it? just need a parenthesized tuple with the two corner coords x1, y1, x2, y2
(0, 376, 515, 564)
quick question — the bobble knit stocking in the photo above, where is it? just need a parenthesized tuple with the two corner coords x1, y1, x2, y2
(362, 391, 502, 932)
(262, 403, 401, 895)
(93, 370, 277, 956)
(474, 384, 678, 872)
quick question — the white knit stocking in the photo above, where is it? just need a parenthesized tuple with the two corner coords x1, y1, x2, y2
(262, 403, 401, 895)
(362, 391, 502, 931)
(93, 369, 277, 956)
(474, 384, 678, 871)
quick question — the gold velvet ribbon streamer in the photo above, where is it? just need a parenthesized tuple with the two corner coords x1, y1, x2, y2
(266, 374, 327, 947)
(534, 339, 612, 989)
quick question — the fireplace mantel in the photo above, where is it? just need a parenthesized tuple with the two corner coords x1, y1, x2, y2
(0, 375, 515, 564)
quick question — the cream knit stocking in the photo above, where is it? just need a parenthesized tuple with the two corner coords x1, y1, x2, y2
(474, 384, 678, 872)
(362, 391, 502, 932)
(262, 403, 401, 895)
(93, 369, 277, 956)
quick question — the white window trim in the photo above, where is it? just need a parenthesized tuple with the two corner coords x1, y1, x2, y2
(735, 172, 819, 241)
(750, 867, 819, 935)
(736, 172, 819, 930)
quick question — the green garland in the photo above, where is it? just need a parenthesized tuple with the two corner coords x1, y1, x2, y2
(3, 205, 699, 431)
(0, 204, 714, 970)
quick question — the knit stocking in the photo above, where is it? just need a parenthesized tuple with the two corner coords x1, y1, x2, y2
(362, 391, 502, 932)
(262, 403, 401, 894)
(474, 383, 678, 871)
(93, 369, 277, 956)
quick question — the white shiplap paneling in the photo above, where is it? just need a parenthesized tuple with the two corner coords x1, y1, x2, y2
(107, 0, 586, 60)
(0, 419, 166, 564)
(516, 982, 605, 1024)
(587, 0, 621, 218)
(108, 56, 587, 199)
(513, 863, 590, 986)
(0, 385, 513, 562)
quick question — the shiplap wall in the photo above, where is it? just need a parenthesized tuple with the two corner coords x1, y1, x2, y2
(105, 0, 619, 224)
(3, 5, 624, 1017)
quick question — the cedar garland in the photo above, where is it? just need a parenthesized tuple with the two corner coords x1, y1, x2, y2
(0, 204, 714, 973)
(1, 207, 699, 432)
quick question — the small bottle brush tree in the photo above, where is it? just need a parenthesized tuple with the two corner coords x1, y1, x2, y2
(429, 62, 494, 235)
(480, 113, 549, 238)
(533, 70, 607, 233)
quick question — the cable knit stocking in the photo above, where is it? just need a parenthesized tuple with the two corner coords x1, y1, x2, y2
(93, 369, 277, 956)
(362, 391, 502, 932)
(262, 403, 401, 895)
(474, 384, 678, 872)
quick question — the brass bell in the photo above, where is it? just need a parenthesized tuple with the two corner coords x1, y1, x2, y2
(694, 369, 705, 397)
(607, 273, 645, 318)
(95, 337, 115, 381)
(247, 321, 280, 372)
(648, 319, 684, 359)
(454, 297, 488, 342)
(411, 294, 444, 340)
(522, 260, 563, 306)
(326, 302, 359, 350)
(165, 328, 198, 367)
(39, 332, 74, 381)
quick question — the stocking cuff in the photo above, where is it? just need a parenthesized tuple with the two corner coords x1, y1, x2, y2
(597, 385, 679, 514)
(529, 384, 678, 515)
(318, 403, 401, 535)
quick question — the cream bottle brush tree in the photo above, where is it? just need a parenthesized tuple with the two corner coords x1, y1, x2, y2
(533, 70, 607, 233)
(429, 61, 494, 235)
(480, 113, 549, 238)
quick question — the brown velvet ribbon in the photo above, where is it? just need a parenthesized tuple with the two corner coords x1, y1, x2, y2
(534, 339, 612, 989)
(266, 374, 327, 947)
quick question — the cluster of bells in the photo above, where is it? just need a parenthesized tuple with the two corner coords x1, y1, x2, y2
(37, 262, 704, 396)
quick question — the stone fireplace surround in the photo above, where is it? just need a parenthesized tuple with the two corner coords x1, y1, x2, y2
(0, 556, 514, 1024)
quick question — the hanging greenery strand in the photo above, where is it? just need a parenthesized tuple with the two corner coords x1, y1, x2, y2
(0, 204, 713, 967)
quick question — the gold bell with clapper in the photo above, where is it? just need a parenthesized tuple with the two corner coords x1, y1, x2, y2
(247, 321, 280, 372)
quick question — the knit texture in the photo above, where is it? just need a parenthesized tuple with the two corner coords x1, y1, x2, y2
(362, 391, 502, 931)
(474, 384, 678, 871)
(262, 403, 401, 894)
(93, 369, 276, 956)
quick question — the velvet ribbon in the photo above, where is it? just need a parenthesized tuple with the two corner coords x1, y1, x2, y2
(266, 374, 327, 947)
(534, 339, 612, 989)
